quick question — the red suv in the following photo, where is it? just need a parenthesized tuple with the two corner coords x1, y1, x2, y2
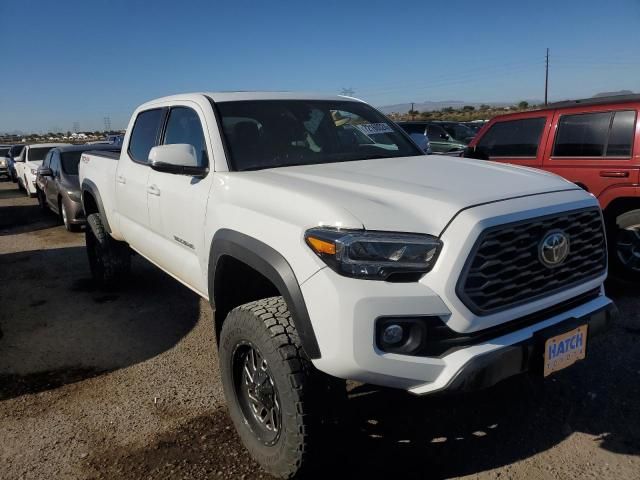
(465, 95, 640, 279)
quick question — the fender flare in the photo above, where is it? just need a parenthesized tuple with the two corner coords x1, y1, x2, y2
(209, 229, 321, 359)
(81, 179, 111, 233)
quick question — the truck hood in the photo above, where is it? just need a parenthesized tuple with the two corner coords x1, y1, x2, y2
(249, 155, 578, 234)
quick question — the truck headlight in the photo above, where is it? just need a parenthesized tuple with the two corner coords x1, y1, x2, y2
(305, 228, 441, 281)
(30, 168, 38, 175)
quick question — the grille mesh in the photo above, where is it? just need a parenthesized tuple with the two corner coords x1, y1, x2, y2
(458, 208, 606, 315)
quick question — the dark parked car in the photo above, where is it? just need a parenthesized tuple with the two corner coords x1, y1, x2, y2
(431, 121, 477, 144)
(397, 121, 466, 154)
(6, 144, 25, 182)
(36, 144, 119, 231)
(0, 145, 10, 178)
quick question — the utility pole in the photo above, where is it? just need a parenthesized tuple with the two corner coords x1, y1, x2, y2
(544, 48, 549, 106)
(411, 102, 415, 120)
(103, 116, 111, 132)
(73, 122, 80, 133)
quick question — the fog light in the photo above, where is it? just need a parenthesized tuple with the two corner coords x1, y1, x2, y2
(382, 324, 404, 345)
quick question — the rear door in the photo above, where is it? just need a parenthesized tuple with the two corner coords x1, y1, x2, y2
(115, 108, 166, 249)
(472, 113, 552, 168)
(542, 107, 639, 197)
(146, 104, 212, 293)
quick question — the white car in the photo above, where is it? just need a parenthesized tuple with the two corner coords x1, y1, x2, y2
(0, 145, 11, 177)
(79, 92, 615, 478)
(14, 143, 70, 196)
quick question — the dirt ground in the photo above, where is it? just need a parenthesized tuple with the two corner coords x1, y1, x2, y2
(1, 178, 639, 480)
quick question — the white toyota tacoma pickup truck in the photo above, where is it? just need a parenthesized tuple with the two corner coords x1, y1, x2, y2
(79, 92, 615, 478)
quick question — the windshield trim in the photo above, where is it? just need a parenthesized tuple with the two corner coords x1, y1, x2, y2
(206, 97, 423, 172)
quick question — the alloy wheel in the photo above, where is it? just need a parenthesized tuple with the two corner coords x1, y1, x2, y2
(233, 342, 282, 446)
(616, 225, 640, 272)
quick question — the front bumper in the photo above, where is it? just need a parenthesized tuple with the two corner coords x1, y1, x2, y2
(436, 300, 616, 394)
(63, 197, 86, 224)
(302, 189, 611, 394)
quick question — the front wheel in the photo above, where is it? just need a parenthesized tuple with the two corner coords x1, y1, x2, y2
(37, 189, 47, 210)
(219, 297, 345, 479)
(86, 213, 131, 287)
(611, 210, 640, 281)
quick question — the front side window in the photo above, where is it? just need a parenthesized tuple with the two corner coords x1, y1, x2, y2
(128, 108, 164, 163)
(427, 125, 448, 141)
(216, 100, 422, 171)
(475, 117, 546, 157)
(42, 151, 53, 168)
(162, 107, 207, 166)
(61, 151, 83, 175)
(553, 110, 636, 158)
(10, 145, 24, 157)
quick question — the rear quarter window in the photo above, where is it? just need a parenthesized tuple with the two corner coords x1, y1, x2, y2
(476, 117, 546, 157)
(128, 108, 165, 163)
(552, 110, 636, 158)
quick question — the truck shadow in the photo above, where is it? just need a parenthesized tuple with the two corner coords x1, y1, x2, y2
(0, 203, 61, 235)
(0, 246, 202, 400)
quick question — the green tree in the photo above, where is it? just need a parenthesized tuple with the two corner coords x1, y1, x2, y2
(518, 101, 529, 109)
(479, 104, 491, 110)
(462, 105, 475, 111)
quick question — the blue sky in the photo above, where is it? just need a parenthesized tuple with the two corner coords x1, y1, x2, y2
(2, 0, 640, 132)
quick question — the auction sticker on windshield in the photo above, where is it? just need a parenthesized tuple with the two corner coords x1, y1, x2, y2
(355, 123, 394, 135)
(543, 325, 588, 377)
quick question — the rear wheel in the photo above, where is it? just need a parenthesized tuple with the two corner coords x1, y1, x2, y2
(612, 209, 640, 281)
(219, 297, 346, 479)
(86, 213, 131, 287)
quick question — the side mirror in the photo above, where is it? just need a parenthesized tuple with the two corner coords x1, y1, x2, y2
(39, 167, 53, 177)
(148, 144, 208, 177)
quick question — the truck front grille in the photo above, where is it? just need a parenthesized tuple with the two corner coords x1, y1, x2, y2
(457, 207, 606, 315)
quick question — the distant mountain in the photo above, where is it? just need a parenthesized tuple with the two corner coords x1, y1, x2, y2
(592, 90, 634, 98)
(377, 99, 542, 114)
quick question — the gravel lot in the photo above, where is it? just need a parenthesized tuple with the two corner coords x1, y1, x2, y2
(1, 178, 639, 480)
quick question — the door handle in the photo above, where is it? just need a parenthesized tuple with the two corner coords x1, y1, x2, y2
(147, 184, 161, 196)
(600, 170, 629, 178)
(116, 174, 126, 184)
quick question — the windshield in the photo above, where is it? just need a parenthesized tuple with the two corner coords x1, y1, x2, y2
(28, 147, 54, 162)
(61, 151, 83, 175)
(216, 100, 422, 171)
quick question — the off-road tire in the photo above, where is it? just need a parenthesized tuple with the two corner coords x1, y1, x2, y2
(219, 296, 346, 479)
(86, 213, 131, 288)
(610, 209, 640, 282)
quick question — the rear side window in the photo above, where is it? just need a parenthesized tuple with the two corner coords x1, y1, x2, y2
(427, 124, 448, 140)
(476, 117, 546, 157)
(162, 107, 208, 166)
(553, 110, 636, 158)
(400, 124, 426, 135)
(605, 110, 635, 156)
(128, 108, 164, 163)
